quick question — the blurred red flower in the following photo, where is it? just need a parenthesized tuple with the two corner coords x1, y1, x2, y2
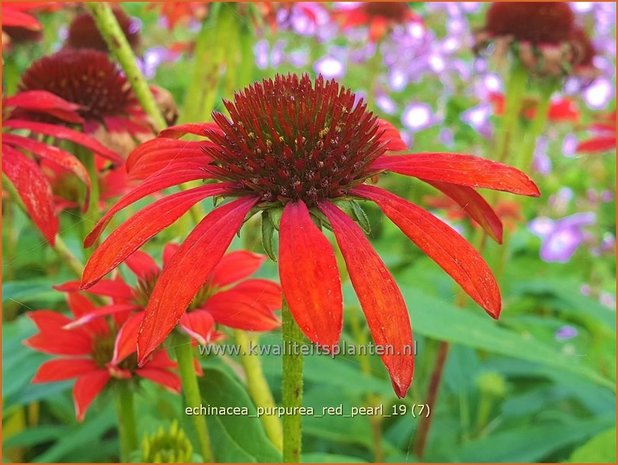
(489, 92, 580, 123)
(65, 6, 140, 52)
(25, 291, 179, 422)
(82, 74, 539, 397)
(65, 246, 280, 349)
(576, 112, 616, 154)
(2, 91, 121, 244)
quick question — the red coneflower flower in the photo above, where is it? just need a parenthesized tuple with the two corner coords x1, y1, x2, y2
(476, 3, 596, 78)
(82, 74, 539, 397)
(2, 91, 121, 244)
(65, 6, 140, 52)
(25, 291, 180, 422)
(333, 2, 422, 42)
(576, 112, 616, 154)
(489, 92, 580, 123)
(62, 246, 281, 347)
(19, 49, 152, 138)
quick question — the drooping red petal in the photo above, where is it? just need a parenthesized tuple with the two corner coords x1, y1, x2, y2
(2, 145, 58, 244)
(4, 134, 91, 209)
(179, 311, 216, 345)
(372, 154, 541, 196)
(65, 292, 109, 334)
(63, 304, 138, 330)
(209, 251, 266, 288)
(24, 311, 93, 356)
(318, 201, 413, 397)
(135, 367, 181, 393)
(125, 137, 210, 180)
(4, 119, 122, 164)
(137, 197, 258, 363)
(202, 289, 280, 331)
(82, 183, 232, 288)
(1, 8, 42, 30)
(26, 310, 71, 331)
(576, 136, 616, 154)
(112, 313, 144, 364)
(74, 370, 110, 422)
(354, 185, 501, 318)
(427, 181, 503, 244)
(125, 250, 160, 279)
(158, 122, 223, 139)
(4, 91, 84, 123)
(377, 118, 407, 151)
(228, 279, 282, 311)
(279, 201, 343, 346)
(32, 359, 98, 383)
(83, 165, 214, 247)
(56, 279, 134, 301)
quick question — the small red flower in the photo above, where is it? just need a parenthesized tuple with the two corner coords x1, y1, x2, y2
(489, 92, 580, 123)
(576, 112, 616, 154)
(2, 91, 122, 244)
(66, 6, 140, 52)
(333, 2, 422, 42)
(82, 74, 539, 397)
(67, 246, 280, 349)
(24, 291, 179, 422)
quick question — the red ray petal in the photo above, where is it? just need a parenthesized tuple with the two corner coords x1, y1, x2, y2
(125, 250, 160, 279)
(135, 367, 181, 393)
(83, 166, 213, 248)
(158, 122, 223, 139)
(1, 8, 42, 30)
(74, 370, 110, 422)
(228, 279, 281, 311)
(4, 119, 122, 164)
(2, 145, 58, 244)
(179, 311, 216, 345)
(209, 250, 266, 288)
(354, 185, 501, 318)
(372, 153, 541, 196)
(112, 313, 144, 364)
(377, 118, 407, 151)
(4, 91, 83, 123)
(279, 201, 343, 346)
(137, 197, 258, 364)
(202, 289, 280, 331)
(4, 134, 90, 210)
(33, 359, 98, 383)
(162, 243, 180, 267)
(427, 181, 503, 244)
(82, 183, 231, 287)
(319, 201, 413, 397)
(576, 136, 616, 154)
(63, 304, 137, 330)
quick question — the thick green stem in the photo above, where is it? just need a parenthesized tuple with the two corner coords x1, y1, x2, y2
(282, 299, 304, 463)
(235, 330, 283, 450)
(174, 334, 214, 462)
(86, 3, 166, 131)
(114, 382, 138, 462)
(495, 62, 528, 163)
(516, 81, 556, 171)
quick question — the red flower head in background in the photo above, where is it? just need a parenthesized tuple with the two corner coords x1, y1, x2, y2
(82, 74, 539, 397)
(2, 91, 122, 244)
(17, 49, 155, 154)
(62, 246, 280, 348)
(333, 2, 422, 42)
(65, 6, 140, 52)
(576, 112, 616, 154)
(489, 92, 580, 123)
(24, 291, 180, 422)
(476, 2, 598, 78)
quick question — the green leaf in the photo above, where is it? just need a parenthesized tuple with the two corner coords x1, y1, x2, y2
(2, 279, 64, 304)
(349, 200, 371, 235)
(303, 452, 367, 463)
(261, 211, 277, 262)
(568, 427, 616, 463)
(198, 367, 281, 462)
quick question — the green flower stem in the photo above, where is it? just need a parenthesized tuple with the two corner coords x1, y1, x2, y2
(516, 81, 557, 171)
(496, 62, 528, 163)
(3, 54, 19, 96)
(281, 298, 304, 463)
(2, 175, 84, 278)
(174, 333, 214, 462)
(114, 381, 138, 462)
(235, 330, 283, 451)
(86, 3, 166, 132)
